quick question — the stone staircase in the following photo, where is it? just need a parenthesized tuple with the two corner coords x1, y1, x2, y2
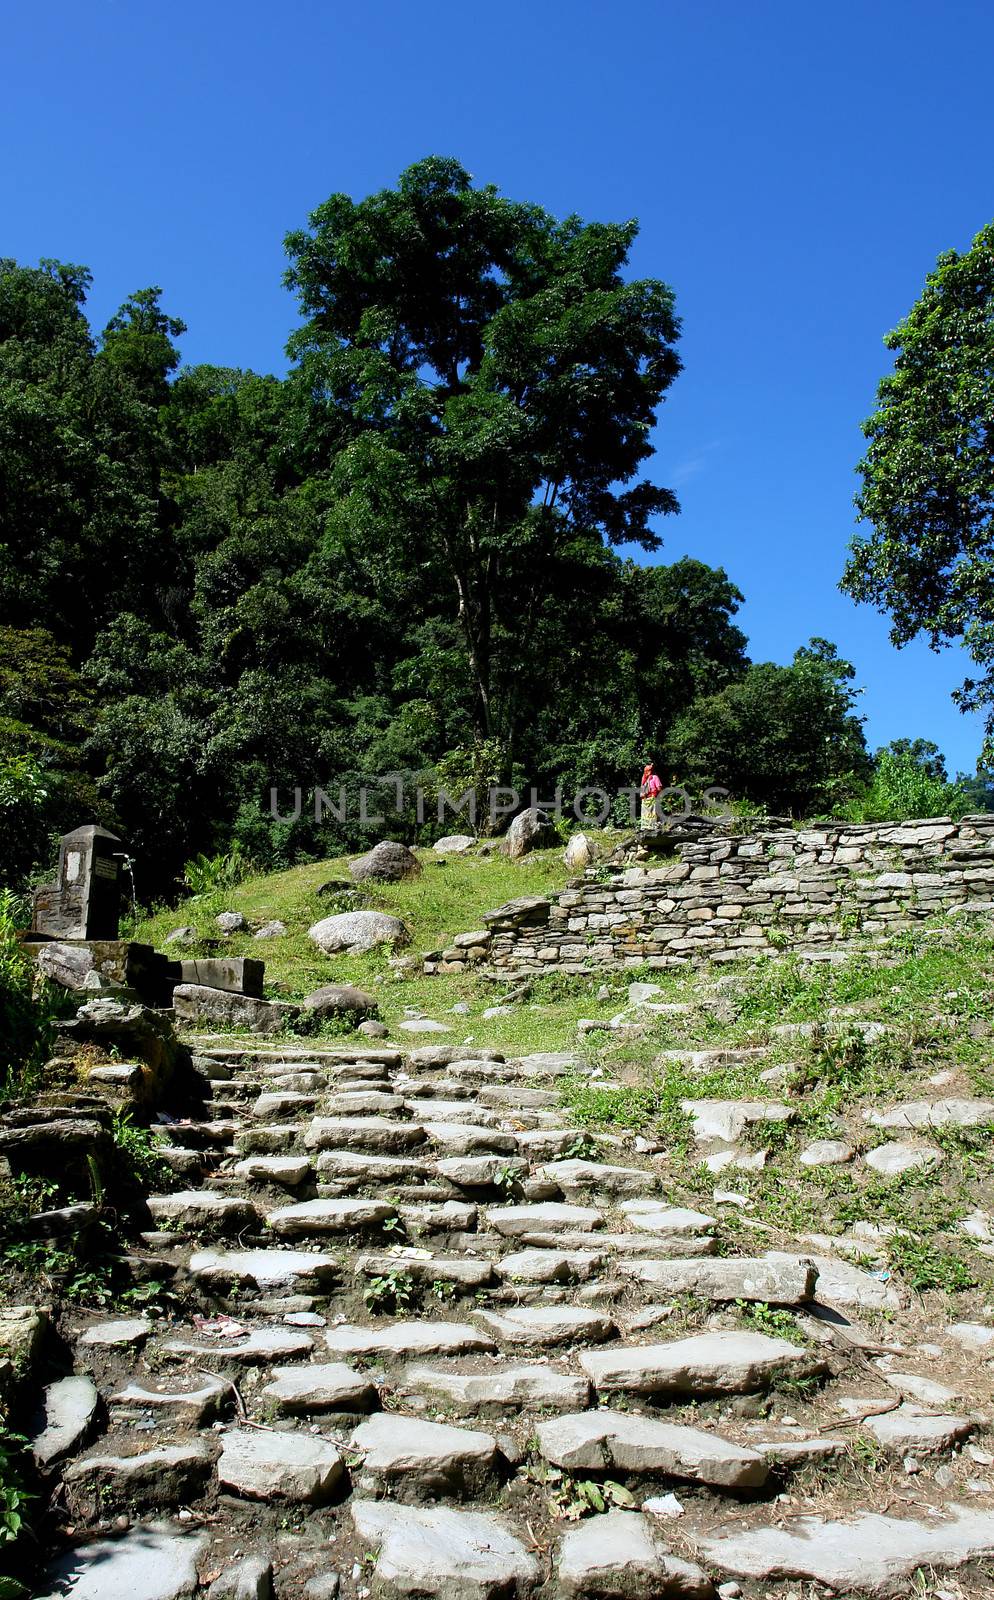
(30, 1037, 994, 1599)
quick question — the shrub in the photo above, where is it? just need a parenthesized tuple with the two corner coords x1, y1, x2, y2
(0, 891, 67, 1105)
(841, 749, 970, 823)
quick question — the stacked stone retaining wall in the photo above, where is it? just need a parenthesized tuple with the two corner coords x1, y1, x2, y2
(428, 815, 994, 976)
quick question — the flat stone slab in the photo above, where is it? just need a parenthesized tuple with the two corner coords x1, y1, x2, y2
(146, 1190, 259, 1231)
(65, 1440, 213, 1505)
(540, 1159, 655, 1196)
(426, 1122, 518, 1155)
(537, 1411, 767, 1488)
(437, 1155, 528, 1187)
(497, 1248, 604, 1284)
(404, 1363, 591, 1415)
(232, 1155, 312, 1186)
(218, 1427, 343, 1501)
(77, 1317, 151, 1349)
(486, 1203, 604, 1237)
(475, 1306, 616, 1347)
(948, 1322, 994, 1350)
(558, 1510, 711, 1599)
(189, 1248, 339, 1291)
(867, 1097, 994, 1131)
(267, 1198, 397, 1236)
(352, 1412, 499, 1497)
(323, 1091, 407, 1115)
(109, 1374, 229, 1424)
(37, 1525, 207, 1600)
(30, 1375, 99, 1467)
(580, 1332, 822, 1397)
(260, 1362, 379, 1414)
(305, 1117, 426, 1152)
(618, 1255, 816, 1304)
(866, 1406, 973, 1454)
(864, 1140, 943, 1175)
(681, 1099, 794, 1143)
(162, 1325, 314, 1363)
(619, 1202, 716, 1236)
(769, 1251, 901, 1312)
(316, 1149, 426, 1180)
(352, 1499, 539, 1600)
(799, 1139, 854, 1167)
(355, 1254, 495, 1288)
(695, 1504, 994, 1595)
(326, 1321, 496, 1359)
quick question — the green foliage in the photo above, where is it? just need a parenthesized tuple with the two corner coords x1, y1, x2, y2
(735, 1300, 805, 1343)
(840, 746, 970, 822)
(887, 1235, 978, 1294)
(363, 1269, 415, 1313)
(183, 844, 251, 897)
(110, 1110, 171, 1189)
(0, 1428, 31, 1555)
(0, 891, 68, 1104)
(844, 221, 994, 750)
(665, 639, 871, 815)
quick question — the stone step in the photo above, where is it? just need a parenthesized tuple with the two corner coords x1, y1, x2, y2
(579, 1331, 825, 1397)
(535, 1410, 768, 1489)
(352, 1499, 539, 1600)
(473, 1306, 617, 1348)
(217, 1426, 344, 1502)
(159, 1324, 315, 1363)
(109, 1373, 230, 1424)
(351, 1412, 501, 1498)
(403, 1361, 592, 1415)
(267, 1197, 398, 1237)
(188, 1247, 339, 1293)
(618, 1255, 817, 1304)
(146, 1190, 260, 1233)
(486, 1203, 604, 1237)
(231, 1153, 313, 1186)
(64, 1439, 214, 1507)
(355, 1253, 496, 1289)
(324, 1320, 497, 1359)
(305, 1116, 427, 1152)
(260, 1362, 379, 1415)
(696, 1503, 994, 1595)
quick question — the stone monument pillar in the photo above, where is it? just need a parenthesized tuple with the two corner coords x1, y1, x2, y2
(31, 825, 125, 941)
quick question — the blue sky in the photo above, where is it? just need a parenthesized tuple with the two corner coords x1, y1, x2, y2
(5, 0, 993, 771)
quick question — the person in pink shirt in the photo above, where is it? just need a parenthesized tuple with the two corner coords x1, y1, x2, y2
(640, 761, 663, 826)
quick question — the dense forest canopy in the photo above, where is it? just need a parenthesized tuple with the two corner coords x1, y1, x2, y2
(0, 160, 984, 901)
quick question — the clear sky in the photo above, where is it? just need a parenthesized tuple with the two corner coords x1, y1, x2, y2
(5, 0, 993, 771)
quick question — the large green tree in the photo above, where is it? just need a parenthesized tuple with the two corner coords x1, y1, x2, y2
(284, 156, 683, 741)
(665, 639, 870, 814)
(843, 222, 994, 743)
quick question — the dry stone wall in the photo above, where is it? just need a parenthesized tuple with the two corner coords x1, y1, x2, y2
(430, 815, 994, 976)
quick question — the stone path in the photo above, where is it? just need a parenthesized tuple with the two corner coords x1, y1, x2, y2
(34, 1036, 994, 1599)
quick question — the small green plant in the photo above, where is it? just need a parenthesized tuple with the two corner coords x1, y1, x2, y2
(431, 1279, 458, 1304)
(549, 1477, 636, 1520)
(735, 1299, 805, 1344)
(887, 1236, 978, 1294)
(363, 1270, 415, 1313)
(111, 1109, 171, 1188)
(182, 844, 251, 897)
(0, 1429, 31, 1549)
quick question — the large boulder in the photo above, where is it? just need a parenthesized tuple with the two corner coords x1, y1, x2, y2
(171, 985, 300, 1036)
(501, 808, 558, 860)
(350, 841, 422, 883)
(57, 999, 187, 1095)
(564, 832, 594, 870)
(301, 984, 378, 1024)
(308, 911, 409, 955)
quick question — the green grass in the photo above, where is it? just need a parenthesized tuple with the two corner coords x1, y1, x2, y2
(133, 840, 630, 1052)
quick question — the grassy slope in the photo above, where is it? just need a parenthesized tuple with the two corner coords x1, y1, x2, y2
(133, 841, 630, 1054)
